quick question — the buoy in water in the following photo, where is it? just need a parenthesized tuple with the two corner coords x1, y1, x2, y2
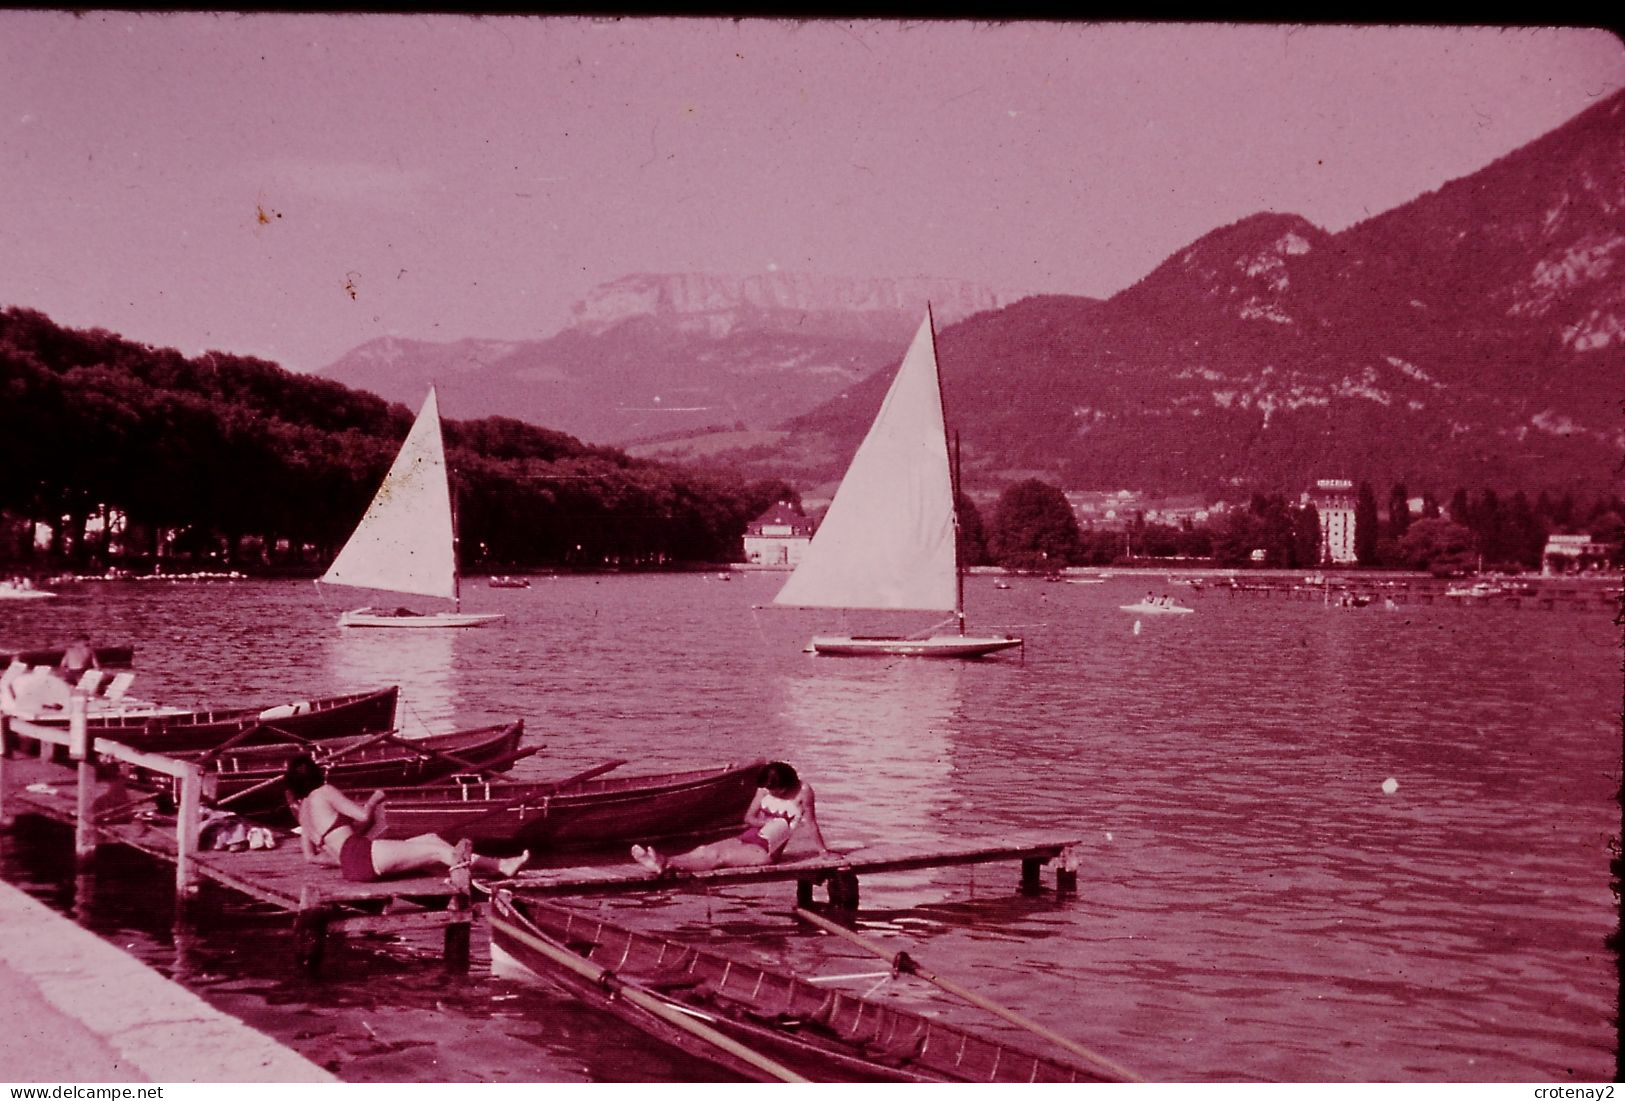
(1133, 620, 1142, 635)
(1381, 777, 1399, 795)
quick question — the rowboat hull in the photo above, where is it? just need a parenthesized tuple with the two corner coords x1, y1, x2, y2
(489, 893, 1113, 1083)
(807, 634, 1023, 658)
(339, 608, 504, 628)
(369, 760, 765, 849)
(34, 686, 399, 753)
(3, 684, 400, 757)
(193, 720, 527, 817)
(1117, 603, 1194, 615)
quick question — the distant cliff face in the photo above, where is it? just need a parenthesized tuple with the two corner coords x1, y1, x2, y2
(566, 272, 1015, 339)
(321, 91, 1625, 495)
(319, 273, 1020, 444)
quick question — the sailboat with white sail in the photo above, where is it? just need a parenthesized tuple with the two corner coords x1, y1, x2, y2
(320, 387, 503, 629)
(773, 309, 1021, 658)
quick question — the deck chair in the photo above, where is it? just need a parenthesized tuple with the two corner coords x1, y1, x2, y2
(74, 669, 108, 695)
(103, 671, 136, 702)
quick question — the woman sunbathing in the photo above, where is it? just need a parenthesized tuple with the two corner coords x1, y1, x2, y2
(631, 761, 830, 875)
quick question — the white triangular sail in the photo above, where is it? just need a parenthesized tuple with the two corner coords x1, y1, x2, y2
(774, 313, 958, 613)
(321, 387, 459, 602)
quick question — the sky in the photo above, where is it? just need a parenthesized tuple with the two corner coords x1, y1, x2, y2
(1, 14, 1622, 374)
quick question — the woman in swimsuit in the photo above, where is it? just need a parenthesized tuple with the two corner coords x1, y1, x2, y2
(57, 635, 99, 681)
(284, 755, 529, 883)
(631, 761, 830, 875)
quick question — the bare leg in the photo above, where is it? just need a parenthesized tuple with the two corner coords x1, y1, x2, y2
(368, 836, 526, 879)
(663, 838, 773, 873)
(369, 835, 460, 878)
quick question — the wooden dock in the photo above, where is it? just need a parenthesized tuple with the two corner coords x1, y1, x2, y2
(1, 708, 1086, 973)
(0, 716, 477, 974)
(493, 833, 1082, 909)
(1217, 576, 1618, 610)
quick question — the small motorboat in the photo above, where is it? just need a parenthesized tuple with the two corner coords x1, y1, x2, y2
(1119, 600, 1195, 615)
(0, 580, 55, 600)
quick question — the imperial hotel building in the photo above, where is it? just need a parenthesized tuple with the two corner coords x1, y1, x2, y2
(1305, 478, 1357, 565)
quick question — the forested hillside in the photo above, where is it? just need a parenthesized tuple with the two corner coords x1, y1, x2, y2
(0, 308, 792, 571)
(770, 90, 1625, 498)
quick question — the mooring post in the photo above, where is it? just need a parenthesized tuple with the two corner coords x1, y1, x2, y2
(1055, 847, 1079, 896)
(295, 884, 329, 975)
(175, 760, 201, 899)
(0, 713, 11, 829)
(71, 693, 96, 864)
(796, 878, 814, 907)
(1019, 855, 1044, 895)
(443, 846, 474, 969)
(445, 897, 472, 971)
(0, 714, 11, 830)
(827, 871, 859, 910)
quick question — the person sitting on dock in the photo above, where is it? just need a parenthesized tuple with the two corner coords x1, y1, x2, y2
(284, 755, 529, 883)
(56, 634, 99, 681)
(630, 761, 830, 875)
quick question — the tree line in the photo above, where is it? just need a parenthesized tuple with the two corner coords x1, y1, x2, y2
(959, 478, 1623, 574)
(0, 308, 794, 573)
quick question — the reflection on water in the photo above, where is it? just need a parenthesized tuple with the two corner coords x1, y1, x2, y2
(0, 574, 1617, 1082)
(776, 659, 965, 847)
(327, 629, 456, 735)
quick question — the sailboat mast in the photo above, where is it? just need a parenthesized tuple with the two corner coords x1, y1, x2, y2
(953, 431, 967, 635)
(450, 481, 463, 614)
(926, 304, 967, 636)
(441, 398, 464, 614)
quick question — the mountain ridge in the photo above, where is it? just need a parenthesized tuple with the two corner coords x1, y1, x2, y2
(319, 272, 1021, 443)
(321, 89, 1625, 497)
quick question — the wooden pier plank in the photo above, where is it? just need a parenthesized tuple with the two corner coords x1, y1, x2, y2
(491, 832, 1080, 897)
(0, 753, 464, 909)
(4, 750, 1081, 942)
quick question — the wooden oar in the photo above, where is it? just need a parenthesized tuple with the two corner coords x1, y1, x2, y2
(209, 729, 403, 810)
(188, 721, 276, 763)
(793, 906, 1142, 1083)
(496, 903, 807, 1083)
(450, 743, 544, 777)
(371, 729, 517, 774)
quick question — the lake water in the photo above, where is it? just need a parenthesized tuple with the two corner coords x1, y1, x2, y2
(1, 573, 1618, 1082)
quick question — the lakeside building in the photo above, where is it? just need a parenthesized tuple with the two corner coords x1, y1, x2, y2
(1304, 479, 1357, 564)
(741, 501, 814, 568)
(1063, 490, 1215, 531)
(1541, 534, 1617, 575)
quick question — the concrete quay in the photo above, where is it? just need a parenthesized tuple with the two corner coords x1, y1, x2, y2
(0, 880, 334, 1083)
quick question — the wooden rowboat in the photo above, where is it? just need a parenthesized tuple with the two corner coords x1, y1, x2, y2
(488, 892, 1120, 1083)
(58, 686, 401, 755)
(367, 760, 766, 850)
(179, 720, 529, 817)
(4, 683, 400, 765)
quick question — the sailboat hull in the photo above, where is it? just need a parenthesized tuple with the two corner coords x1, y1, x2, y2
(339, 607, 504, 629)
(807, 634, 1023, 658)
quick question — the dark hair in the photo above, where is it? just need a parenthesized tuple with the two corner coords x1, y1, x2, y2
(284, 754, 325, 799)
(759, 761, 800, 793)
